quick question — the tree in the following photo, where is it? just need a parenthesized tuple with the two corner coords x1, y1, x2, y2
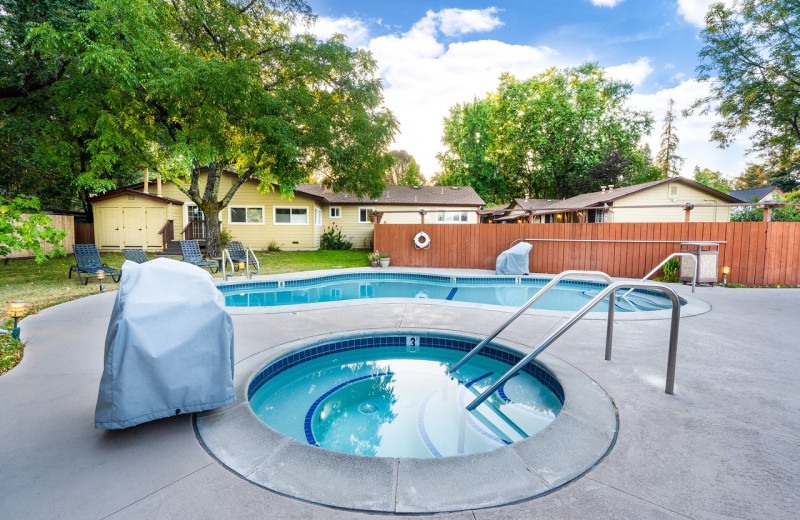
(488, 64, 651, 199)
(4, 0, 397, 256)
(386, 151, 424, 186)
(624, 144, 663, 185)
(0, 195, 66, 262)
(655, 98, 684, 178)
(436, 98, 507, 204)
(693, 166, 732, 192)
(734, 163, 770, 189)
(693, 0, 799, 172)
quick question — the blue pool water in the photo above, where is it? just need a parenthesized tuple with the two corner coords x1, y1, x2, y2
(248, 334, 564, 458)
(221, 272, 676, 312)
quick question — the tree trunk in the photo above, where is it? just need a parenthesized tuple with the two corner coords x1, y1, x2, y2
(204, 209, 222, 258)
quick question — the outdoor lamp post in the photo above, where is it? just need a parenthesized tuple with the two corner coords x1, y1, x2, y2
(722, 266, 730, 286)
(96, 270, 106, 292)
(8, 300, 28, 328)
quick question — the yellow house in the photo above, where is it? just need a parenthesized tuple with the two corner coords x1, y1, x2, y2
(89, 174, 485, 252)
(493, 178, 739, 224)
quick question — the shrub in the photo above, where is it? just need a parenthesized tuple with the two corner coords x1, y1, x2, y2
(661, 257, 680, 282)
(267, 240, 281, 252)
(218, 227, 233, 249)
(320, 223, 352, 250)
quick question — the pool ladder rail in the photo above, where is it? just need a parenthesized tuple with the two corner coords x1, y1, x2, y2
(449, 269, 682, 412)
(221, 247, 261, 281)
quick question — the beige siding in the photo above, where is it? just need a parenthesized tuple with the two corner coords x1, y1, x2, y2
(609, 184, 731, 223)
(92, 195, 179, 251)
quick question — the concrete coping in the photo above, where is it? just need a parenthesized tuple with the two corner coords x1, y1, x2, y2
(195, 329, 619, 513)
(217, 267, 711, 321)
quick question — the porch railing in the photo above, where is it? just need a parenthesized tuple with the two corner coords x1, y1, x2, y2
(158, 220, 174, 250)
(182, 219, 207, 240)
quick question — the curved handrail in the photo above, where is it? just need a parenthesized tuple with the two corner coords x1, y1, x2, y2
(220, 248, 234, 281)
(245, 247, 260, 278)
(449, 270, 614, 373)
(466, 281, 681, 411)
(621, 252, 698, 296)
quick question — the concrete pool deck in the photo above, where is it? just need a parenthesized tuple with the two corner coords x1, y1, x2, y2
(1, 268, 798, 519)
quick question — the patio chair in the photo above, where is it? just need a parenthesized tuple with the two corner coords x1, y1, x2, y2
(122, 249, 149, 264)
(180, 240, 219, 273)
(227, 241, 246, 270)
(69, 244, 122, 285)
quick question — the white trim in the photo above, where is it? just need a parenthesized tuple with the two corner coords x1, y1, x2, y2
(329, 206, 342, 219)
(358, 207, 375, 224)
(314, 207, 322, 226)
(228, 205, 265, 225)
(273, 206, 309, 225)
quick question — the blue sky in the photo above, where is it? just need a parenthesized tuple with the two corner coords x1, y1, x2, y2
(302, 1, 747, 181)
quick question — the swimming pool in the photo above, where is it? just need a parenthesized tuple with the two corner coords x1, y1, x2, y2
(219, 271, 679, 312)
(248, 334, 563, 458)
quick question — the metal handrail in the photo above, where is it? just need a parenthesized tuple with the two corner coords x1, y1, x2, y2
(449, 270, 614, 373)
(245, 247, 260, 278)
(220, 249, 234, 281)
(621, 252, 698, 297)
(466, 281, 681, 411)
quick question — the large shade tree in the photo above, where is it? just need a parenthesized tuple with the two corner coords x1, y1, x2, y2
(693, 0, 799, 190)
(437, 64, 652, 202)
(1, 0, 397, 256)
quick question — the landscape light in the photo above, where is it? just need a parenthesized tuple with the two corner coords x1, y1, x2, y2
(96, 270, 106, 292)
(8, 300, 28, 328)
(722, 266, 730, 286)
(238, 261, 245, 275)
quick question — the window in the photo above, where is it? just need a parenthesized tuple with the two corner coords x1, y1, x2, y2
(228, 206, 264, 225)
(274, 207, 308, 225)
(669, 184, 679, 197)
(359, 207, 375, 223)
(315, 207, 322, 226)
(329, 207, 341, 219)
(587, 209, 606, 223)
(437, 211, 469, 223)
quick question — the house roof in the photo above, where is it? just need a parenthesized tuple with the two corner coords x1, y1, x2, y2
(88, 187, 184, 205)
(512, 198, 557, 211)
(728, 186, 782, 202)
(295, 184, 485, 207)
(534, 177, 740, 214)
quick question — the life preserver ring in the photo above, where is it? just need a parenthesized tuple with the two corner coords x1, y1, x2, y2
(414, 231, 431, 249)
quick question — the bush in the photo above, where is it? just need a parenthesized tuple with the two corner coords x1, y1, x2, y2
(320, 223, 352, 250)
(661, 257, 680, 282)
(218, 227, 233, 249)
(267, 240, 281, 252)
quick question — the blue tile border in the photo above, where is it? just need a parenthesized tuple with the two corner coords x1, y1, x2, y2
(247, 333, 565, 406)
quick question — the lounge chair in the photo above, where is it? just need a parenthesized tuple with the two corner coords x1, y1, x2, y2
(180, 240, 219, 273)
(122, 249, 149, 264)
(69, 244, 122, 285)
(227, 241, 246, 270)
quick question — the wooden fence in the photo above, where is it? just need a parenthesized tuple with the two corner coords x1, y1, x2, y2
(3, 214, 76, 260)
(374, 222, 800, 286)
(75, 223, 95, 244)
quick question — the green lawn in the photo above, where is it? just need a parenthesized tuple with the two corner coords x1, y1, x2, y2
(1, 249, 369, 374)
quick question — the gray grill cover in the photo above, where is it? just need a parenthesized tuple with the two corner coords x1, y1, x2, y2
(495, 242, 532, 275)
(95, 258, 235, 429)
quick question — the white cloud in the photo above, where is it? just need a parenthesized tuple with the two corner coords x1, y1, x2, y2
(629, 79, 750, 177)
(309, 16, 371, 47)
(590, 0, 625, 7)
(366, 11, 560, 177)
(677, 0, 735, 27)
(437, 8, 504, 36)
(605, 57, 653, 87)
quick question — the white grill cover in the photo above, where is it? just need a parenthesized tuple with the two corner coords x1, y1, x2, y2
(95, 258, 235, 429)
(495, 242, 532, 275)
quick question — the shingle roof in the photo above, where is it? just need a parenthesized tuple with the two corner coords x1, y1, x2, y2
(295, 184, 485, 206)
(512, 198, 557, 211)
(535, 177, 740, 213)
(728, 186, 781, 202)
(88, 187, 184, 205)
